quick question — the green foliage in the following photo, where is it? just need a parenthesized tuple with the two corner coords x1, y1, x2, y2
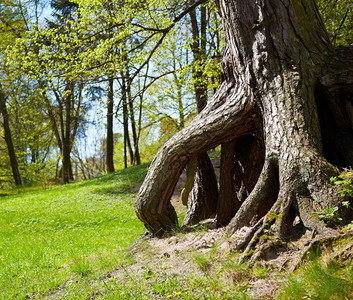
(333, 176, 353, 231)
(317, 0, 353, 45)
(193, 251, 214, 273)
(310, 172, 353, 230)
(330, 171, 353, 198)
(312, 205, 342, 227)
(71, 257, 92, 277)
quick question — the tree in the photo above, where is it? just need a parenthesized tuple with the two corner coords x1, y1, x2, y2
(21, 0, 92, 184)
(135, 0, 353, 261)
(0, 85, 22, 185)
(0, 0, 28, 186)
(106, 75, 115, 173)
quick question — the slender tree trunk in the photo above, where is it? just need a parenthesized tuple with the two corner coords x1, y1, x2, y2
(0, 87, 22, 186)
(62, 82, 74, 184)
(217, 111, 265, 226)
(106, 75, 115, 173)
(189, 0, 208, 111)
(182, 153, 218, 225)
(121, 76, 133, 167)
(176, 82, 185, 129)
(217, 139, 239, 226)
(127, 79, 141, 165)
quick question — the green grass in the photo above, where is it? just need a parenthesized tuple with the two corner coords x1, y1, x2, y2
(2, 162, 353, 299)
(278, 258, 353, 300)
(0, 164, 148, 299)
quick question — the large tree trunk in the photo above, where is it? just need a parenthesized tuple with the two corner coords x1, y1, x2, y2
(135, 0, 353, 247)
(0, 86, 22, 186)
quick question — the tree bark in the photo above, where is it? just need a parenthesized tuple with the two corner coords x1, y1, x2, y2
(0, 86, 22, 186)
(106, 75, 115, 173)
(121, 74, 133, 168)
(217, 139, 239, 226)
(135, 0, 353, 246)
(62, 82, 74, 184)
(127, 79, 141, 165)
(217, 110, 265, 226)
(182, 153, 218, 225)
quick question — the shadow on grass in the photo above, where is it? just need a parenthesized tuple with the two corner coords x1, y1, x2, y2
(0, 163, 150, 199)
(90, 163, 150, 196)
(93, 185, 136, 196)
(0, 192, 11, 197)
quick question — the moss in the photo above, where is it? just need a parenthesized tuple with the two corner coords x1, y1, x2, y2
(254, 234, 269, 242)
(254, 234, 276, 244)
(311, 213, 320, 220)
(266, 211, 276, 223)
(265, 211, 283, 225)
(331, 233, 353, 248)
(260, 234, 269, 241)
(243, 249, 255, 260)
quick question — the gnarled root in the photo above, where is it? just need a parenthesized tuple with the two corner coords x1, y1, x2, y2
(227, 153, 350, 265)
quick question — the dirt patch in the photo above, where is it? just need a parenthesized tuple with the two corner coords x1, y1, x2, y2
(47, 225, 353, 299)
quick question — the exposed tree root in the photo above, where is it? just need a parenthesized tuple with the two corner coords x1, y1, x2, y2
(226, 152, 349, 265)
(290, 232, 353, 272)
(226, 157, 279, 233)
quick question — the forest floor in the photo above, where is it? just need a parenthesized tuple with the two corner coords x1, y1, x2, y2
(81, 201, 353, 300)
(124, 223, 353, 299)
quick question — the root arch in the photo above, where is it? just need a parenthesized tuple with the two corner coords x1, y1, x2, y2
(135, 0, 353, 260)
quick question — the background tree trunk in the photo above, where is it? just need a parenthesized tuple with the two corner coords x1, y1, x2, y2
(182, 153, 218, 225)
(62, 82, 74, 184)
(0, 86, 22, 186)
(106, 75, 115, 173)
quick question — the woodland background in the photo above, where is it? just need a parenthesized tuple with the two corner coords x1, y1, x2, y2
(0, 0, 351, 188)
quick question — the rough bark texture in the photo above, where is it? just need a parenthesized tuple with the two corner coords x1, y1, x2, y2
(182, 153, 218, 225)
(135, 0, 353, 250)
(217, 114, 265, 226)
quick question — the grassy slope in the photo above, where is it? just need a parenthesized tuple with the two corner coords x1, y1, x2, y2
(0, 164, 148, 299)
(1, 162, 353, 299)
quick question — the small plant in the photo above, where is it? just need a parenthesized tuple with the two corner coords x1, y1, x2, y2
(253, 265, 271, 279)
(193, 252, 213, 273)
(330, 171, 353, 197)
(312, 205, 342, 227)
(71, 257, 92, 277)
(342, 223, 353, 231)
(330, 172, 353, 231)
